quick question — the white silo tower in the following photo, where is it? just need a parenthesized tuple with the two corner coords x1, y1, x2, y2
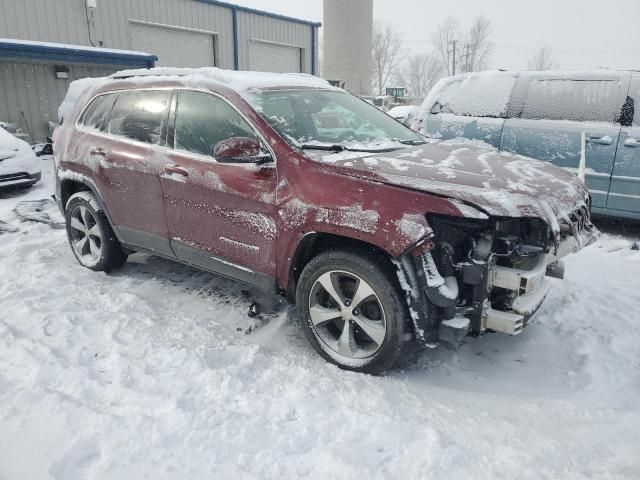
(322, 0, 373, 96)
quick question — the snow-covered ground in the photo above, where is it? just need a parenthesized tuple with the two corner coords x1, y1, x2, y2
(1, 158, 639, 479)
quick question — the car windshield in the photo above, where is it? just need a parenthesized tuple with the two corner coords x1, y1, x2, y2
(247, 89, 424, 151)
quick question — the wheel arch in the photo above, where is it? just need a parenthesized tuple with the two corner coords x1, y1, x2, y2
(59, 176, 122, 242)
(285, 232, 399, 302)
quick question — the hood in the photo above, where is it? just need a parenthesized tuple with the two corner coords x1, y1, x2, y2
(312, 141, 590, 235)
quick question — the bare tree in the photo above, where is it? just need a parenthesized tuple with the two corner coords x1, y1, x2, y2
(372, 21, 405, 95)
(462, 16, 493, 72)
(432, 16, 493, 75)
(431, 17, 459, 76)
(395, 53, 444, 97)
(527, 46, 557, 70)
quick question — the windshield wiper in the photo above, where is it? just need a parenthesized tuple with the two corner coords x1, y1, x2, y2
(396, 139, 427, 145)
(300, 143, 346, 152)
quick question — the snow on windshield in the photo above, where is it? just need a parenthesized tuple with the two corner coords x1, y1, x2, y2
(415, 71, 517, 130)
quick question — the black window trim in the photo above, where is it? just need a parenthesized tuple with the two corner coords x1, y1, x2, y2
(75, 86, 275, 162)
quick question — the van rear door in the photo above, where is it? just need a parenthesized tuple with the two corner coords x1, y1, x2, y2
(419, 72, 517, 148)
(607, 75, 640, 218)
(501, 72, 630, 211)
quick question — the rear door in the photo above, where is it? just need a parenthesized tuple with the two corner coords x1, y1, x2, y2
(97, 89, 173, 255)
(608, 75, 640, 216)
(501, 73, 630, 210)
(159, 89, 278, 285)
(420, 72, 517, 148)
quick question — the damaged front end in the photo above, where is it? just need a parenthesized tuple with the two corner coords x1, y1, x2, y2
(396, 203, 598, 346)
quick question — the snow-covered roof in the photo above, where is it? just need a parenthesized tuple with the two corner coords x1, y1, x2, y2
(0, 38, 157, 67)
(110, 67, 334, 92)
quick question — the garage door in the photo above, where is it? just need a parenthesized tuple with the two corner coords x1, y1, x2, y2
(129, 22, 215, 68)
(248, 40, 301, 73)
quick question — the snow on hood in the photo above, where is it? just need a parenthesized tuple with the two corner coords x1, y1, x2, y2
(0, 127, 40, 175)
(413, 71, 517, 131)
(0, 126, 20, 158)
(311, 141, 590, 235)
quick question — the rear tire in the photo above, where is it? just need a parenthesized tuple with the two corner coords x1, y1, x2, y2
(65, 191, 127, 272)
(296, 250, 407, 374)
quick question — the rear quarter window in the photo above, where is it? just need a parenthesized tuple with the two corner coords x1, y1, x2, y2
(78, 94, 115, 132)
(429, 72, 517, 118)
(521, 79, 625, 123)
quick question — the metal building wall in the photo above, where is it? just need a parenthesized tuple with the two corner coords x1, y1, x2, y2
(0, 0, 319, 140)
(0, 60, 117, 142)
(236, 11, 314, 73)
(0, 0, 316, 72)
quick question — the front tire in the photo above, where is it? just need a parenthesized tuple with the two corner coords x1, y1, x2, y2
(65, 191, 127, 271)
(296, 250, 407, 374)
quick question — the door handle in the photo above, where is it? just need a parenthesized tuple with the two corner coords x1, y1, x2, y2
(624, 138, 640, 148)
(89, 147, 106, 156)
(585, 135, 612, 145)
(164, 164, 189, 176)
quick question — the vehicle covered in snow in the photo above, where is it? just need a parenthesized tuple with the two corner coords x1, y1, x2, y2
(386, 105, 419, 127)
(412, 70, 640, 221)
(53, 68, 596, 373)
(0, 125, 41, 189)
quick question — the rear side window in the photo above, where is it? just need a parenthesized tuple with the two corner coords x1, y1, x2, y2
(108, 90, 171, 145)
(78, 94, 115, 132)
(174, 91, 258, 157)
(430, 72, 517, 118)
(521, 79, 624, 123)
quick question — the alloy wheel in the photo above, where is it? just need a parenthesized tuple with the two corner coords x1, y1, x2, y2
(69, 205, 102, 264)
(308, 270, 387, 359)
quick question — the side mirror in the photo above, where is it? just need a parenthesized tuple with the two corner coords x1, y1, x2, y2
(213, 137, 272, 164)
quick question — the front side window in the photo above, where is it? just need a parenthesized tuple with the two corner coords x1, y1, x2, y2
(248, 89, 423, 149)
(174, 91, 258, 157)
(521, 79, 624, 123)
(108, 90, 170, 145)
(79, 93, 115, 132)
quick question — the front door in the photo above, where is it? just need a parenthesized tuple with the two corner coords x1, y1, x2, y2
(159, 90, 278, 287)
(501, 74, 629, 209)
(608, 76, 640, 217)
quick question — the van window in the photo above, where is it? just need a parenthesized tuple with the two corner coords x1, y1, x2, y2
(174, 91, 258, 157)
(521, 79, 623, 123)
(79, 94, 115, 132)
(429, 72, 517, 118)
(108, 90, 170, 145)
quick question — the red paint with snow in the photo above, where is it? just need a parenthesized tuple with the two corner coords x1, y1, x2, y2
(53, 69, 593, 297)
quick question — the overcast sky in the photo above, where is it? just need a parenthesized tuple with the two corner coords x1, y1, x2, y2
(234, 0, 640, 71)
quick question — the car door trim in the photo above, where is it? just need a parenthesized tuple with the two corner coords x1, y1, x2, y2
(171, 239, 276, 293)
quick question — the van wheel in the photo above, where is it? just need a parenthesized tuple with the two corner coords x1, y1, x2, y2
(65, 192, 127, 272)
(296, 250, 407, 374)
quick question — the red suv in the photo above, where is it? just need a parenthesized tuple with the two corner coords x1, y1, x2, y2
(54, 68, 597, 373)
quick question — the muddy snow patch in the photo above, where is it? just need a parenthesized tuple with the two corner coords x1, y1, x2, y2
(14, 199, 64, 228)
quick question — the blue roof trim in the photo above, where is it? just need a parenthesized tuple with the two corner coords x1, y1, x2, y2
(0, 41, 157, 68)
(195, 0, 321, 27)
